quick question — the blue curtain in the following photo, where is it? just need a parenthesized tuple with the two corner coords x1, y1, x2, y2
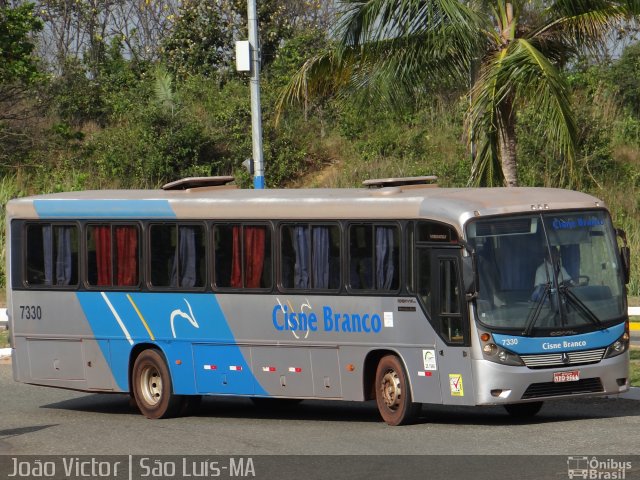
(312, 227, 329, 289)
(43, 225, 53, 285)
(376, 227, 395, 289)
(293, 226, 310, 288)
(43, 225, 72, 286)
(55, 226, 72, 285)
(560, 244, 580, 281)
(171, 227, 197, 287)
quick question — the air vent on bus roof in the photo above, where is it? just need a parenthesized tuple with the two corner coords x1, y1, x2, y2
(162, 176, 236, 190)
(362, 176, 438, 188)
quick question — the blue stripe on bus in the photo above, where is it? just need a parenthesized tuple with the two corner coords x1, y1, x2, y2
(492, 322, 625, 355)
(33, 200, 175, 218)
(76, 292, 267, 396)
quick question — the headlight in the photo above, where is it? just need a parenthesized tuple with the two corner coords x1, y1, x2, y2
(604, 332, 629, 359)
(479, 332, 524, 366)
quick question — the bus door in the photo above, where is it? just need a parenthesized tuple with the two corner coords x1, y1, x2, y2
(426, 248, 475, 405)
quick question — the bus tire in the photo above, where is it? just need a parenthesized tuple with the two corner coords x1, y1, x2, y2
(375, 355, 421, 426)
(504, 401, 543, 419)
(132, 349, 182, 419)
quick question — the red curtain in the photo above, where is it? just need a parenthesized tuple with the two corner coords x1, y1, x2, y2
(230, 226, 265, 288)
(230, 226, 242, 288)
(94, 226, 111, 286)
(245, 227, 265, 288)
(116, 226, 138, 286)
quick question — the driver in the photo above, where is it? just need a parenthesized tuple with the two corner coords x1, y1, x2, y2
(534, 247, 572, 288)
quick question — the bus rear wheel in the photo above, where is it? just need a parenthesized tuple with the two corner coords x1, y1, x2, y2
(375, 355, 421, 426)
(132, 349, 182, 419)
(504, 401, 543, 419)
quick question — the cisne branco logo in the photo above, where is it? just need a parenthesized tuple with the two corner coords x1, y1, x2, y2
(567, 456, 631, 480)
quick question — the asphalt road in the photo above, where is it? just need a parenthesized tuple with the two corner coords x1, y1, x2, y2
(1, 363, 639, 458)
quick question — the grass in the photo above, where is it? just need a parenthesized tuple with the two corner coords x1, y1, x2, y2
(631, 348, 640, 387)
(0, 329, 8, 348)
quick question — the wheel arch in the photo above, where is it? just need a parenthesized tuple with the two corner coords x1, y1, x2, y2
(362, 349, 414, 401)
(128, 342, 166, 393)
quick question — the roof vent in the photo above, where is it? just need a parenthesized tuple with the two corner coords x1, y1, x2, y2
(162, 176, 236, 191)
(362, 176, 438, 189)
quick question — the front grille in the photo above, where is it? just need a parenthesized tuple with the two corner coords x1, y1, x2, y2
(521, 378, 604, 399)
(521, 348, 606, 368)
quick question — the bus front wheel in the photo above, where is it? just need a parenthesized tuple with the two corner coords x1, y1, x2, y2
(132, 349, 182, 419)
(375, 355, 421, 426)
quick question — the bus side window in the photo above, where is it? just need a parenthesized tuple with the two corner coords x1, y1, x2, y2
(87, 224, 139, 287)
(150, 224, 205, 288)
(416, 249, 432, 317)
(25, 223, 78, 287)
(214, 224, 271, 289)
(280, 224, 340, 290)
(349, 224, 399, 291)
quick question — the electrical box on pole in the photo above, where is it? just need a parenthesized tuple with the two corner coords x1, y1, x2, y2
(235, 41, 251, 72)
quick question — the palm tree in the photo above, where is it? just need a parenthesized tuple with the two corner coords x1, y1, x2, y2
(278, 1, 640, 187)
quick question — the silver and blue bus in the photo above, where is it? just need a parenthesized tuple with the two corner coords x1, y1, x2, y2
(5, 177, 631, 425)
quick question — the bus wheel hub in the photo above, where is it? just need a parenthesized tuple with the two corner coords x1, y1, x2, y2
(381, 371, 402, 410)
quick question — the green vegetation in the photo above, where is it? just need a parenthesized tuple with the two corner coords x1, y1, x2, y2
(630, 349, 640, 387)
(0, 330, 8, 349)
(0, 1, 640, 297)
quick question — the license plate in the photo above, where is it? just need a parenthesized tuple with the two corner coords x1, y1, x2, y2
(553, 370, 580, 383)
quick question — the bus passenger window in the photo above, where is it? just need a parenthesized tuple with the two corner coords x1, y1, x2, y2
(25, 223, 78, 287)
(280, 224, 340, 290)
(416, 250, 431, 316)
(349, 224, 399, 291)
(150, 224, 205, 288)
(214, 224, 271, 289)
(87, 224, 139, 287)
(440, 259, 464, 343)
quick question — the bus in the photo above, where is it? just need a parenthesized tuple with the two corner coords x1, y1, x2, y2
(5, 176, 631, 425)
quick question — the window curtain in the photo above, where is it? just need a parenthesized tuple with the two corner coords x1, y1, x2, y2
(244, 227, 265, 288)
(115, 226, 138, 286)
(498, 236, 537, 290)
(312, 227, 329, 289)
(293, 226, 310, 289)
(560, 244, 580, 281)
(43, 225, 53, 286)
(55, 226, 72, 285)
(231, 226, 242, 288)
(95, 226, 112, 286)
(376, 227, 395, 289)
(171, 227, 197, 287)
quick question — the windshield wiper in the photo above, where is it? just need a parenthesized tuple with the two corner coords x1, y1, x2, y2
(522, 282, 551, 336)
(559, 284, 602, 327)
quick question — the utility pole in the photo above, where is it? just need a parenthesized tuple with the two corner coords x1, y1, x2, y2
(247, 0, 265, 189)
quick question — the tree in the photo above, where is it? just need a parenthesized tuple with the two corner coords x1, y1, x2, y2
(279, 1, 640, 187)
(0, 3, 43, 85)
(0, 3, 43, 164)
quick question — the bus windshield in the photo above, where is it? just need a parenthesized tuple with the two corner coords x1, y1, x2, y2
(466, 210, 625, 333)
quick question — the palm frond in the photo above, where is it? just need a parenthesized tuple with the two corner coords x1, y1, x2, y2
(535, 0, 637, 51)
(154, 67, 175, 112)
(275, 49, 357, 124)
(469, 37, 578, 187)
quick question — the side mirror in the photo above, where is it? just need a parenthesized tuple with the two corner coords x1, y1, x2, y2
(616, 229, 631, 285)
(459, 239, 478, 297)
(461, 255, 477, 296)
(621, 246, 631, 285)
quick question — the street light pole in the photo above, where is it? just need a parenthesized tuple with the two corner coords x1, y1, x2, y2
(247, 0, 265, 189)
